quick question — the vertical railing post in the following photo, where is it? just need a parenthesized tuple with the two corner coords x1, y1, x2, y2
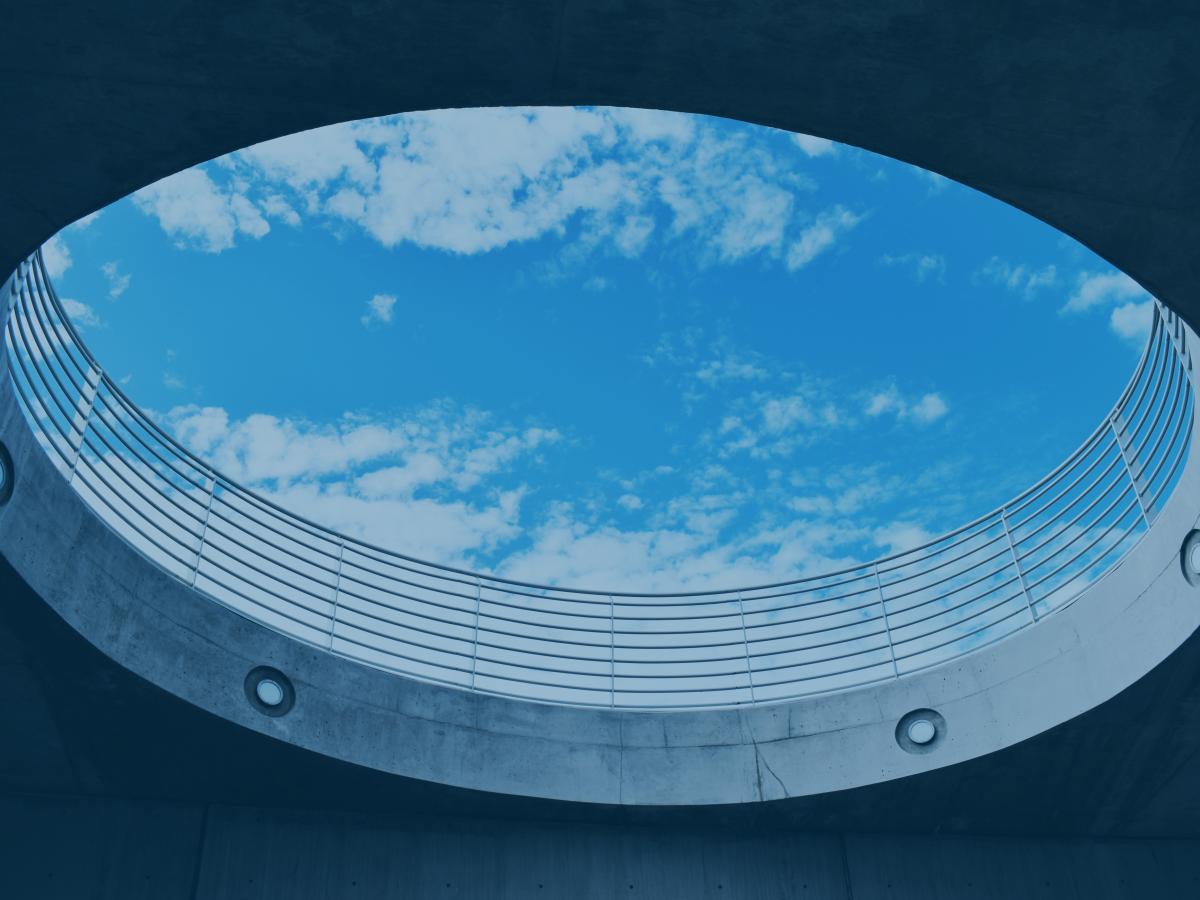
(190, 474, 215, 587)
(608, 595, 616, 707)
(1001, 507, 1037, 623)
(67, 364, 101, 483)
(874, 564, 899, 678)
(329, 540, 345, 650)
(736, 591, 756, 702)
(1158, 301, 1191, 374)
(1110, 413, 1152, 527)
(470, 577, 481, 689)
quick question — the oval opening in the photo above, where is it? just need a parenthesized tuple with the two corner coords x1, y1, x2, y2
(19, 106, 1193, 708)
(43, 106, 1154, 592)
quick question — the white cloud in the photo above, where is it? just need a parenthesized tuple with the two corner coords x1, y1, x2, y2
(791, 133, 837, 157)
(234, 122, 378, 195)
(70, 210, 102, 229)
(60, 298, 101, 328)
(614, 214, 655, 256)
(983, 261, 1153, 347)
(716, 385, 845, 459)
(360, 293, 397, 327)
(101, 261, 130, 299)
(873, 521, 935, 554)
(494, 493, 885, 592)
(148, 386, 973, 592)
(230, 193, 270, 239)
(41, 234, 71, 279)
(1109, 300, 1154, 345)
(918, 170, 950, 193)
(910, 393, 950, 423)
(608, 107, 698, 145)
(978, 257, 1057, 298)
(879, 252, 946, 283)
(694, 354, 769, 386)
(786, 206, 861, 270)
(132, 168, 270, 252)
(161, 401, 560, 569)
(260, 195, 301, 227)
(864, 387, 948, 424)
(133, 108, 863, 273)
(1063, 270, 1147, 313)
(165, 402, 559, 493)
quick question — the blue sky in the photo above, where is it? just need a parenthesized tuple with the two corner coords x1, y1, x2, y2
(42, 106, 1154, 591)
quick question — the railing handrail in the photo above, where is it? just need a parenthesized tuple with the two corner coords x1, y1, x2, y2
(3, 248, 1193, 709)
(13, 248, 1173, 599)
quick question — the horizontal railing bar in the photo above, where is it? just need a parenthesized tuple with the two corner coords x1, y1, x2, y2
(1023, 498, 1144, 595)
(893, 603, 1029, 663)
(2, 252, 1192, 709)
(23, 251, 1175, 599)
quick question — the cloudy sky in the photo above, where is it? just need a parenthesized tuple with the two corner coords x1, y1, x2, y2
(42, 106, 1152, 591)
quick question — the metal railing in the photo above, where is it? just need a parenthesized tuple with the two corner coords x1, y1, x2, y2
(2, 250, 1195, 708)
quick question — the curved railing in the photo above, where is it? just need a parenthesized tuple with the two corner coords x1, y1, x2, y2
(2, 250, 1195, 708)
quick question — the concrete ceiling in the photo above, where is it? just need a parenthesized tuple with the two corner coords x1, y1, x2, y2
(4, 2, 1200, 835)
(3, 3, 1200, 329)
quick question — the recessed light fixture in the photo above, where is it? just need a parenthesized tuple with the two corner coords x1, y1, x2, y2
(1182, 531, 1200, 587)
(244, 666, 295, 717)
(255, 677, 285, 707)
(907, 718, 937, 745)
(896, 708, 945, 754)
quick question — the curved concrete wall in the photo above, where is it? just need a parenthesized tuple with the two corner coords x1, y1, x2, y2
(2, 321, 1198, 805)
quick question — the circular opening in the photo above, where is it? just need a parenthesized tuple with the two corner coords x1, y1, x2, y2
(1189, 542, 1200, 575)
(907, 718, 937, 745)
(255, 678, 284, 707)
(26, 106, 1189, 711)
(63, 106, 1146, 593)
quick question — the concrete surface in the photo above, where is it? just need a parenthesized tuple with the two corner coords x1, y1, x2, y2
(3, 793, 1200, 899)
(4, 3, 1200, 337)
(4, 2, 1200, 892)
(3, 349, 1198, 805)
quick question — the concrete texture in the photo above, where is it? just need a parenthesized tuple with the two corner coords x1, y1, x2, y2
(2, 352, 1198, 806)
(4, 2, 1200, 892)
(7, 528, 1200, 838)
(3, 793, 1200, 899)
(4, 3, 1200, 337)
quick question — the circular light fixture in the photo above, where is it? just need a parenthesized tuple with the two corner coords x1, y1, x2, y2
(244, 666, 295, 717)
(895, 708, 946, 754)
(1182, 531, 1200, 586)
(907, 718, 937, 745)
(0, 442, 13, 506)
(255, 678, 285, 707)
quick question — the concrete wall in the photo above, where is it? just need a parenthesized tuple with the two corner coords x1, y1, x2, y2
(2, 793, 1197, 899)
